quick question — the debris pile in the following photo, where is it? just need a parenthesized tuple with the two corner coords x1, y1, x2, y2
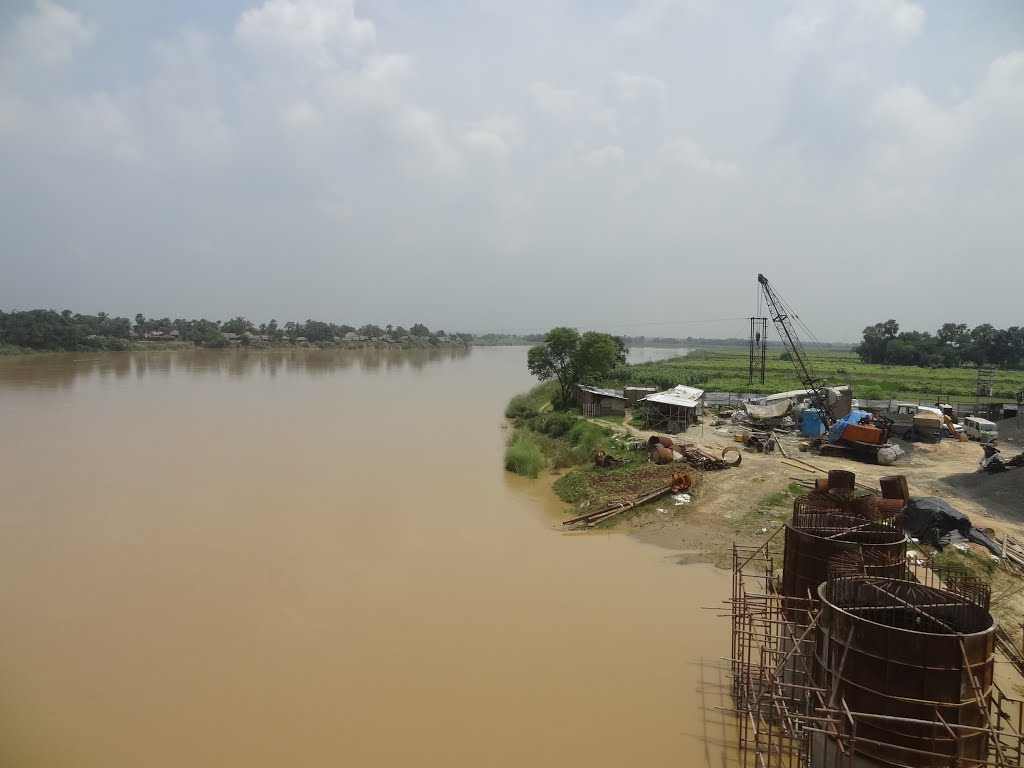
(645, 435, 740, 470)
(591, 450, 628, 468)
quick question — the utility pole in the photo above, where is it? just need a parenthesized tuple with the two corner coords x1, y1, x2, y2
(748, 317, 767, 385)
(976, 368, 994, 419)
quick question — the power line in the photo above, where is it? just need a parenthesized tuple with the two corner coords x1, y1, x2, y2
(475, 316, 750, 335)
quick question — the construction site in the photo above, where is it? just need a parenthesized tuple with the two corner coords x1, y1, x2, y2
(728, 468, 1024, 767)
(554, 274, 1024, 765)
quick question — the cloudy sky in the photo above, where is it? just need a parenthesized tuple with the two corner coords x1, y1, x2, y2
(1, 0, 1022, 340)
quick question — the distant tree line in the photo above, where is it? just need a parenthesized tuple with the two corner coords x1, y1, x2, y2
(476, 333, 853, 348)
(623, 335, 853, 348)
(0, 309, 472, 352)
(855, 320, 1024, 368)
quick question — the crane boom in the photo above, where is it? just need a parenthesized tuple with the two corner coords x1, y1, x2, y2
(757, 273, 835, 428)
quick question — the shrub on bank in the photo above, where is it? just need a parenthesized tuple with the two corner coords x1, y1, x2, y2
(528, 411, 579, 438)
(565, 420, 612, 462)
(505, 381, 558, 418)
(552, 469, 589, 503)
(504, 431, 545, 478)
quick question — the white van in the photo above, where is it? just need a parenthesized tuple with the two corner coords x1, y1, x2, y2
(963, 416, 998, 443)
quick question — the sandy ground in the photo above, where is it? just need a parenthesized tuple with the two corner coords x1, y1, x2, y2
(587, 414, 1024, 560)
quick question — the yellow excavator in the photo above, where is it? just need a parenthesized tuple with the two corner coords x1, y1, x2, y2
(944, 413, 968, 442)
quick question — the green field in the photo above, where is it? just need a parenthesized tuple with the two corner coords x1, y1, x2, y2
(602, 347, 1024, 402)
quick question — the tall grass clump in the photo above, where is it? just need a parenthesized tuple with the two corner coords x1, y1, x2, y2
(505, 381, 559, 418)
(504, 431, 545, 478)
(528, 411, 580, 437)
(566, 420, 612, 462)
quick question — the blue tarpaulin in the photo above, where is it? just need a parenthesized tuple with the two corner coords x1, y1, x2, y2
(828, 409, 873, 443)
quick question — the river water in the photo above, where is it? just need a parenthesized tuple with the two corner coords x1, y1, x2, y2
(0, 347, 734, 767)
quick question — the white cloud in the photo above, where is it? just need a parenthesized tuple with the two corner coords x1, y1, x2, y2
(528, 82, 580, 120)
(659, 137, 737, 179)
(234, 0, 375, 69)
(462, 115, 519, 158)
(853, 0, 924, 41)
(7, 0, 94, 69)
(463, 129, 507, 157)
(361, 54, 412, 84)
(283, 99, 320, 130)
(611, 72, 666, 104)
(580, 144, 625, 169)
(773, 8, 826, 50)
(773, 0, 924, 52)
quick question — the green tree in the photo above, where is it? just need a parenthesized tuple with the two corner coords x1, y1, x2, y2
(410, 323, 431, 337)
(527, 327, 627, 407)
(221, 316, 254, 335)
(191, 319, 228, 347)
(109, 317, 131, 338)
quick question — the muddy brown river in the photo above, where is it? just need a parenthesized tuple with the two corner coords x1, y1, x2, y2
(0, 347, 734, 767)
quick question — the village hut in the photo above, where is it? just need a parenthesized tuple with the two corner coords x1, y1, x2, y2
(624, 386, 657, 405)
(576, 385, 627, 417)
(638, 385, 705, 433)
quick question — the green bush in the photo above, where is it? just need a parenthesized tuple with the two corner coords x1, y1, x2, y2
(505, 381, 559, 418)
(504, 432, 545, 478)
(564, 420, 612, 462)
(529, 411, 580, 437)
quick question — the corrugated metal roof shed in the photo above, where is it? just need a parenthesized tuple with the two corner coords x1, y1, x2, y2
(641, 385, 705, 409)
(577, 384, 627, 400)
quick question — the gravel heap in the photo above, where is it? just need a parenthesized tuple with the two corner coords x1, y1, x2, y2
(997, 415, 1024, 446)
(942, 467, 1024, 518)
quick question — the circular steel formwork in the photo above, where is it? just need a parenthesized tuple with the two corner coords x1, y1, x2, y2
(815, 577, 996, 767)
(781, 511, 907, 614)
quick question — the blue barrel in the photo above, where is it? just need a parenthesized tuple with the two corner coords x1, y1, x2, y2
(802, 409, 825, 436)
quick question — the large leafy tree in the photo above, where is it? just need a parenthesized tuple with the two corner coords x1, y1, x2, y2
(527, 327, 627, 407)
(221, 316, 255, 335)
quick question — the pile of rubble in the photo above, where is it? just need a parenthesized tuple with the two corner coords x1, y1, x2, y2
(645, 435, 741, 470)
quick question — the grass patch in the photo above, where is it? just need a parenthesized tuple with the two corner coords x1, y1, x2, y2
(527, 410, 579, 438)
(554, 462, 679, 509)
(733, 483, 809, 536)
(552, 469, 590, 504)
(759, 491, 791, 508)
(504, 431, 545, 478)
(930, 546, 999, 579)
(505, 381, 558, 418)
(0, 343, 33, 355)
(524, 429, 577, 469)
(565, 419, 613, 460)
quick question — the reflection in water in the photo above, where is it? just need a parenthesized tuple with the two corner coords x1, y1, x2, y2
(0, 347, 734, 768)
(0, 346, 473, 390)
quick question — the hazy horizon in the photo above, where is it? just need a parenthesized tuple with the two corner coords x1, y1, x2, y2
(2, 1, 1022, 344)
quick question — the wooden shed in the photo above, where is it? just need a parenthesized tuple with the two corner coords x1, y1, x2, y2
(577, 385, 627, 417)
(624, 386, 657, 405)
(639, 385, 705, 433)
